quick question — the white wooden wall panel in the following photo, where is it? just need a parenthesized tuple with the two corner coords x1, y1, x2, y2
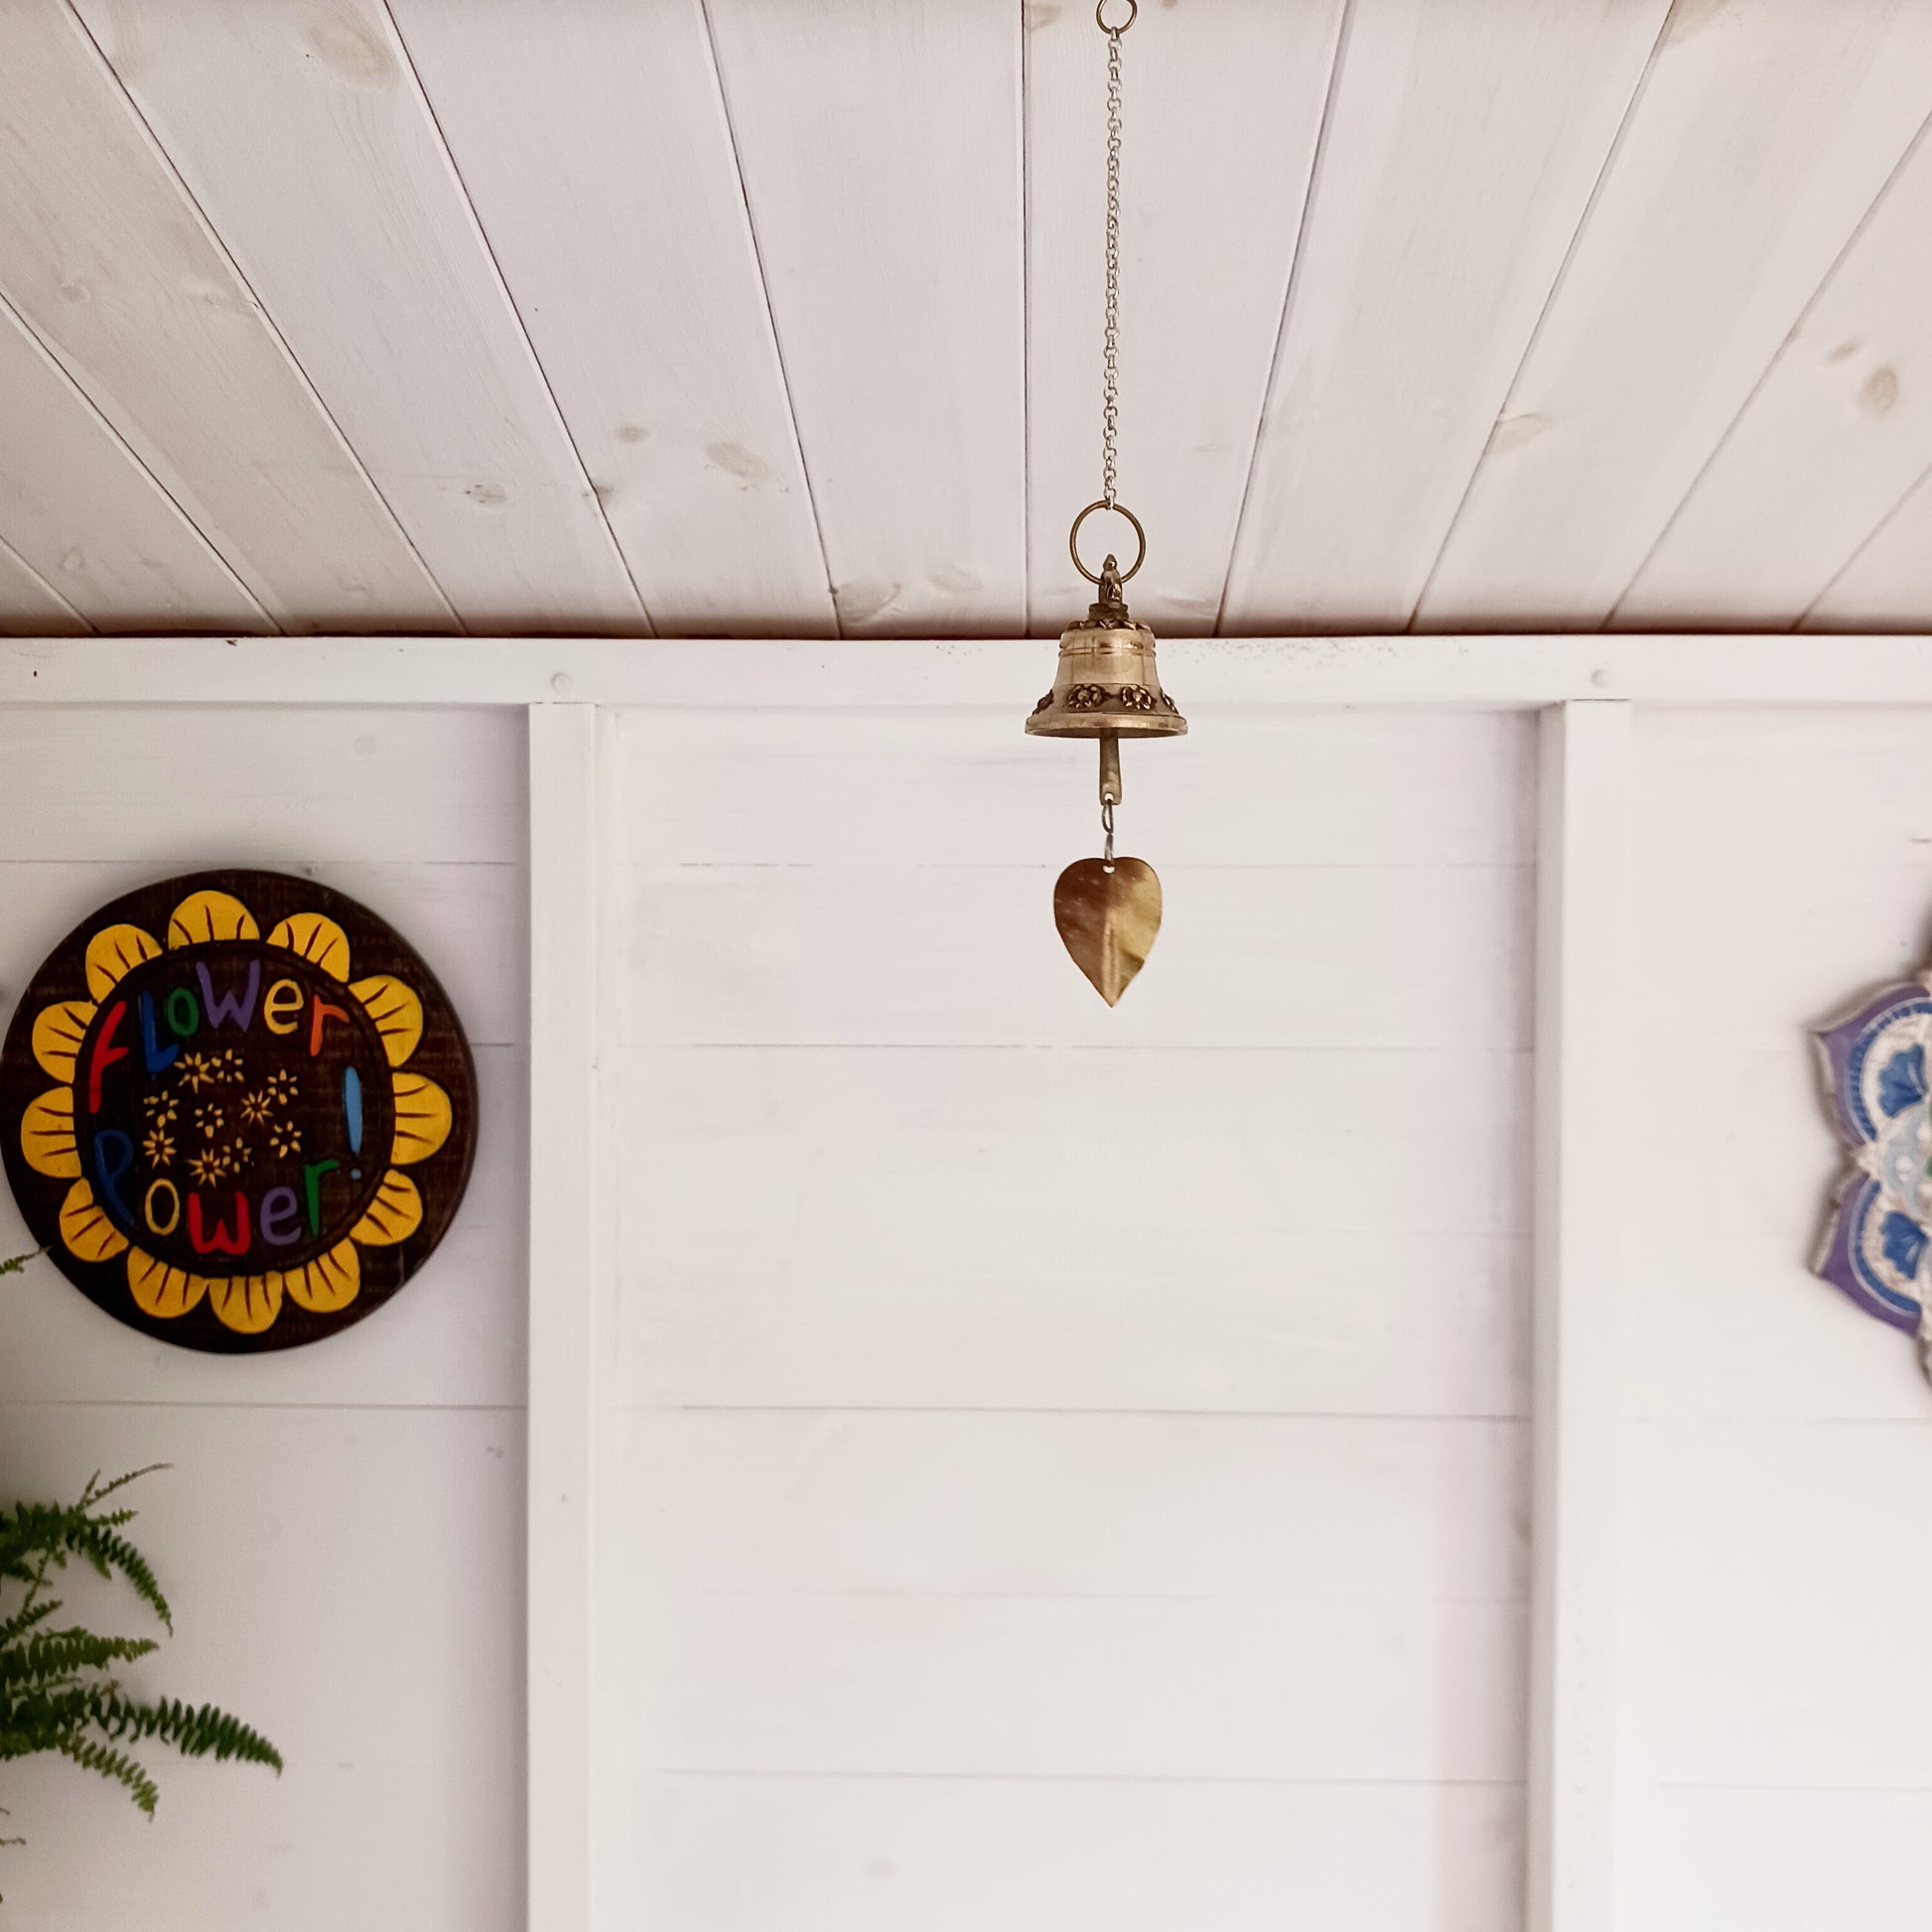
(1022, 0, 1340, 636)
(0, 295, 264, 632)
(598, 700, 1534, 1927)
(0, 4, 453, 632)
(702, 0, 1025, 637)
(1617, 706, 1932, 1928)
(0, 1404, 523, 1932)
(1220, 0, 1670, 635)
(388, 0, 835, 638)
(1422, 0, 1932, 632)
(1617, 117, 1932, 629)
(618, 1778, 1525, 1932)
(0, 702, 526, 1928)
(72, 0, 647, 635)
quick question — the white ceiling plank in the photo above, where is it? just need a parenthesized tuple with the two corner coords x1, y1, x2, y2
(1618, 114, 1932, 630)
(1024, 0, 1341, 639)
(1803, 465, 1932, 631)
(703, 0, 1026, 637)
(0, 3, 453, 632)
(71, 0, 649, 636)
(0, 533, 88, 637)
(388, 0, 834, 639)
(1420, 0, 1932, 633)
(1219, 0, 1671, 637)
(0, 290, 267, 632)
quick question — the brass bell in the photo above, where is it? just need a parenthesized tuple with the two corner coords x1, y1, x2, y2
(1025, 551, 1187, 744)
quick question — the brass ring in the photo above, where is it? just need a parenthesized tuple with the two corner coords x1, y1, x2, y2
(1096, 0, 1136, 35)
(1068, 499, 1146, 585)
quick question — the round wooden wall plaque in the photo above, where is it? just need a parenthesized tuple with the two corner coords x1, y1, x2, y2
(1, 871, 477, 1352)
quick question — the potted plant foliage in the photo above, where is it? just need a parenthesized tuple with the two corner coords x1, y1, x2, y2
(1, 1439, 281, 1861)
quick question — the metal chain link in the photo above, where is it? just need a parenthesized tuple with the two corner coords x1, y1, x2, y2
(1100, 13, 1124, 507)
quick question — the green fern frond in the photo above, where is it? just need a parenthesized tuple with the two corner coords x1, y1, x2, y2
(0, 1465, 277, 1845)
(0, 1599, 57, 1649)
(0, 1630, 159, 1688)
(0, 1247, 45, 1280)
(54, 1735, 160, 1816)
(70, 1524, 171, 1632)
(79, 1465, 169, 1510)
(88, 1694, 282, 1772)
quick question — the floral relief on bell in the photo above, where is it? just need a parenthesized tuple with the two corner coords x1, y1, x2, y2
(1025, 553, 1186, 743)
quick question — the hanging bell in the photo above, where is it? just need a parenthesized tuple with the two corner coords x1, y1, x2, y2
(1026, 543, 1187, 743)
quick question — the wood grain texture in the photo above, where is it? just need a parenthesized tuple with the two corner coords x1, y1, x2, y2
(389, 0, 835, 638)
(0, 3, 453, 631)
(702, 0, 1025, 636)
(1220, 0, 1670, 635)
(0, 293, 263, 631)
(1618, 116, 1932, 628)
(0, 703, 524, 864)
(1023, 0, 1341, 636)
(0, 532, 87, 636)
(616, 1776, 1524, 1932)
(598, 696, 1532, 1923)
(1422, 0, 1932, 631)
(617, 703, 1537, 870)
(1808, 458, 1932, 631)
(72, 0, 647, 635)
(1618, 705, 1932, 1922)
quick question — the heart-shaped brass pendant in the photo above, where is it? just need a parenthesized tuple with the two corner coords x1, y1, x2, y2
(1053, 857, 1162, 1006)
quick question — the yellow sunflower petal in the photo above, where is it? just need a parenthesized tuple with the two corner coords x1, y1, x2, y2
(349, 975, 423, 1068)
(208, 1274, 282, 1334)
(267, 911, 350, 981)
(21, 1088, 80, 1178)
(284, 1241, 360, 1313)
(349, 1170, 422, 1246)
(127, 1250, 206, 1319)
(31, 1000, 96, 1082)
(389, 1072, 452, 1164)
(84, 923, 161, 1000)
(166, 889, 260, 948)
(60, 1178, 128, 1263)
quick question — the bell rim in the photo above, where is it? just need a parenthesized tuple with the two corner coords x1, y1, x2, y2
(1025, 712, 1187, 740)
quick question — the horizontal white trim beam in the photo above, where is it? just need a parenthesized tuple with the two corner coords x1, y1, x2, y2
(0, 631, 1928, 707)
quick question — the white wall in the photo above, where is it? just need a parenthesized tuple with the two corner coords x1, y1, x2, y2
(594, 702, 1537, 1929)
(1616, 708, 1932, 1931)
(5, 651, 1928, 1931)
(0, 706, 527, 1929)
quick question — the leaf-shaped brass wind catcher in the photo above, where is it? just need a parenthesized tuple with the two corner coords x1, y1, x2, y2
(1024, 3, 1183, 1005)
(1053, 857, 1162, 1007)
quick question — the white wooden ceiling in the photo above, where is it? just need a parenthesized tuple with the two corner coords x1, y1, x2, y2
(3, 0, 1932, 641)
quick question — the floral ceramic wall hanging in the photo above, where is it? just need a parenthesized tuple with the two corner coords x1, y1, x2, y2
(0, 871, 476, 1352)
(1815, 969, 1932, 1380)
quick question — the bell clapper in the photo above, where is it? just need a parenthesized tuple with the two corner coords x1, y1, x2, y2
(1099, 736, 1122, 873)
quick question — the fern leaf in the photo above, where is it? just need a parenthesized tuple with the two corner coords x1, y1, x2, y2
(70, 1524, 171, 1632)
(81, 1465, 169, 1510)
(55, 1734, 160, 1815)
(88, 1694, 282, 1772)
(0, 1598, 58, 1648)
(0, 1629, 159, 1688)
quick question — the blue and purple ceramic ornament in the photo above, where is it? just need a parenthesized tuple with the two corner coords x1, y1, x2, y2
(1815, 972, 1932, 1380)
